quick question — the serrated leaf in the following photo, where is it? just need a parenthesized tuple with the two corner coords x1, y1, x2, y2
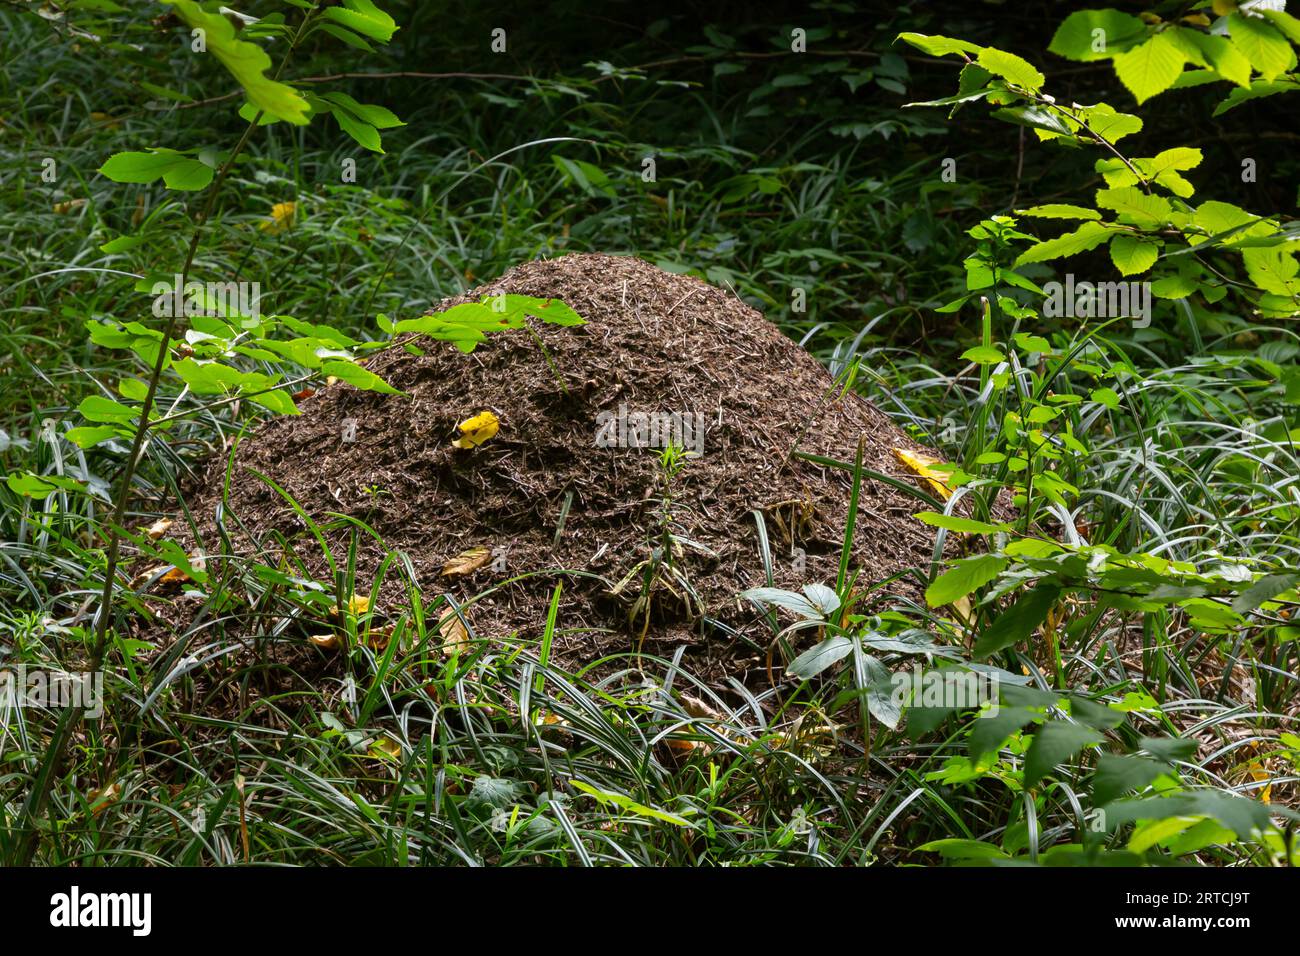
(894, 33, 982, 57)
(167, 0, 310, 124)
(323, 0, 398, 43)
(977, 47, 1044, 90)
(1016, 204, 1101, 220)
(1048, 9, 1147, 62)
(1095, 186, 1172, 225)
(1014, 221, 1113, 265)
(1229, 12, 1294, 81)
(1109, 234, 1160, 276)
(1113, 31, 1186, 104)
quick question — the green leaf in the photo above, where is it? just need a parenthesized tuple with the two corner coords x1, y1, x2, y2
(914, 511, 1013, 534)
(1076, 103, 1143, 143)
(79, 395, 136, 423)
(969, 706, 1041, 758)
(1228, 13, 1294, 82)
(894, 33, 981, 57)
(1095, 186, 1172, 225)
(1014, 221, 1113, 266)
(1015, 204, 1101, 220)
(1113, 31, 1185, 104)
(1109, 234, 1160, 276)
(569, 780, 692, 826)
(323, 0, 398, 43)
(977, 48, 1044, 91)
(1181, 31, 1252, 88)
(1093, 754, 1166, 806)
(973, 581, 1061, 658)
(1232, 573, 1300, 614)
(167, 1, 310, 124)
(961, 344, 1005, 364)
(321, 360, 402, 395)
(1104, 791, 1292, 841)
(926, 554, 1008, 608)
(100, 149, 214, 191)
(787, 637, 854, 679)
(1024, 721, 1104, 789)
(1048, 10, 1146, 62)
(65, 426, 123, 448)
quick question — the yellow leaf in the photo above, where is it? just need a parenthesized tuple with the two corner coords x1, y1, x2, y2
(142, 517, 173, 540)
(893, 447, 954, 500)
(452, 410, 499, 448)
(1212, 0, 1237, 15)
(308, 633, 340, 650)
(369, 736, 401, 760)
(87, 781, 122, 816)
(440, 545, 491, 577)
(259, 200, 296, 234)
(90, 111, 122, 129)
(52, 199, 87, 214)
(327, 593, 371, 619)
(438, 613, 469, 657)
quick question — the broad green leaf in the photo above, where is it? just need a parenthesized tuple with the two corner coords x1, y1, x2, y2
(323, 0, 398, 43)
(321, 360, 402, 395)
(925, 554, 1008, 607)
(977, 48, 1044, 90)
(786, 636, 853, 679)
(961, 345, 1005, 364)
(1093, 754, 1166, 806)
(913, 511, 1013, 534)
(100, 149, 214, 191)
(1095, 186, 1172, 225)
(894, 33, 981, 57)
(1024, 721, 1104, 788)
(65, 426, 123, 448)
(1228, 12, 1294, 82)
(1109, 234, 1160, 276)
(1015, 204, 1100, 220)
(1048, 9, 1146, 62)
(1181, 31, 1252, 88)
(1232, 573, 1300, 614)
(973, 581, 1061, 657)
(969, 706, 1041, 758)
(1014, 221, 1113, 266)
(1075, 103, 1143, 143)
(79, 395, 136, 423)
(1113, 31, 1185, 104)
(569, 780, 693, 826)
(167, 0, 310, 124)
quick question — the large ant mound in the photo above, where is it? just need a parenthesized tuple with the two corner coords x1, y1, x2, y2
(178, 253, 950, 683)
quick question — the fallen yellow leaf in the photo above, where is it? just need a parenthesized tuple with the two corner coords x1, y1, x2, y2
(308, 633, 339, 651)
(142, 517, 173, 540)
(452, 410, 499, 448)
(893, 447, 954, 500)
(441, 545, 491, 577)
(438, 613, 469, 657)
(53, 199, 87, 214)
